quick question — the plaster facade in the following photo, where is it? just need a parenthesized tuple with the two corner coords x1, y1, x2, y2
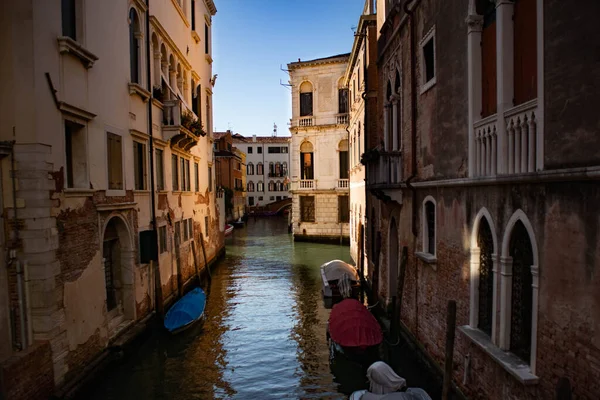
(0, 0, 223, 397)
(365, 0, 600, 398)
(288, 55, 351, 243)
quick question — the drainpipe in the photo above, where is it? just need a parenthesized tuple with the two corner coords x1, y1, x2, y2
(145, 0, 160, 312)
(404, 0, 418, 238)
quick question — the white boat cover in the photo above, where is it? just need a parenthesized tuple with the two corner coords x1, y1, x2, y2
(349, 361, 432, 400)
(320, 260, 359, 282)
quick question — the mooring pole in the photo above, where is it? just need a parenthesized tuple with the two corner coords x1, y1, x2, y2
(442, 300, 457, 400)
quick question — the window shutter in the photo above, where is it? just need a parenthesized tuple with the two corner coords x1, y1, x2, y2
(114, 135, 123, 189)
(107, 134, 113, 188)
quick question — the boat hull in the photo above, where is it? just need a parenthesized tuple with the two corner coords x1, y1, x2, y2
(164, 287, 207, 334)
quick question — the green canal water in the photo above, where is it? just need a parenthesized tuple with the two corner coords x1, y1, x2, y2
(75, 216, 442, 399)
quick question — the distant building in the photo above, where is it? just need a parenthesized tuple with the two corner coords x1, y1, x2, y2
(214, 131, 246, 221)
(345, 1, 377, 276)
(287, 54, 350, 243)
(232, 134, 291, 208)
(0, 0, 222, 397)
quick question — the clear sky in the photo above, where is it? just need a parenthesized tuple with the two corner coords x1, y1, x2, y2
(212, 0, 365, 137)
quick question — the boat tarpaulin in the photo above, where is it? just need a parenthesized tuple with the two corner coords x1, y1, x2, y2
(328, 299, 382, 348)
(164, 287, 206, 332)
(321, 260, 359, 282)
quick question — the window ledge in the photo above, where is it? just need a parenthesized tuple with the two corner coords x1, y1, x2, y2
(106, 189, 126, 197)
(191, 30, 201, 43)
(416, 251, 437, 266)
(129, 83, 151, 102)
(57, 36, 98, 69)
(181, 192, 193, 196)
(157, 190, 168, 194)
(459, 325, 539, 385)
(134, 190, 150, 195)
(205, 54, 213, 64)
(64, 188, 95, 197)
(173, 191, 183, 195)
(420, 77, 436, 95)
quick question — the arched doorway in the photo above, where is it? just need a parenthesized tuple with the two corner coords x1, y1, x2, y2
(102, 216, 135, 321)
(388, 218, 399, 300)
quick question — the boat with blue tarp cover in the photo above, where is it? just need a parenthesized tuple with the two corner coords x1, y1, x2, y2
(164, 287, 207, 334)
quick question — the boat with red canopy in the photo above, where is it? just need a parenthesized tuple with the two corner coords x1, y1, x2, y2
(327, 298, 383, 363)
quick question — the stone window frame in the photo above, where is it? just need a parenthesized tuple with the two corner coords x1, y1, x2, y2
(419, 26, 437, 94)
(62, 113, 91, 193)
(106, 130, 125, 196)
(460, 208, 540, 384)
(416, 196, 437, 264)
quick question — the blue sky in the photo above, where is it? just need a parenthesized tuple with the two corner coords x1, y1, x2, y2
(212, 0, 365, 137)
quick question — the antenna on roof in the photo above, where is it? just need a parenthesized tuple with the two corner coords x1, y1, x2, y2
(273, 123, 278, 137)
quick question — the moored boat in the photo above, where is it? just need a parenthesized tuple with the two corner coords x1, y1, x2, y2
(327, 298, 382, 364)
(320, 260, 361, 299)
(224, 224, 234, 236)
(164, 287, 207, 334)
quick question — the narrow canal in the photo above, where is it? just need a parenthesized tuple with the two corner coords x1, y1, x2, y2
(75, 217, 442, 399)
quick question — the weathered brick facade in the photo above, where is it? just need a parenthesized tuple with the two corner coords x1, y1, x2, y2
(365, 1, 600, 398)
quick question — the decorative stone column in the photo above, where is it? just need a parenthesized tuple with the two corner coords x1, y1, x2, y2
(466, 1, 483, 178)
(530, 264, 539, 373)
(499, 255, 513, 350)
(491, 253, 500, 344)
(383, 103, 390, 150)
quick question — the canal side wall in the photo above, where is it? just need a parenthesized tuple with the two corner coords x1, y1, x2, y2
(371, 181, 600, 400)
(291, 192, 350, 243)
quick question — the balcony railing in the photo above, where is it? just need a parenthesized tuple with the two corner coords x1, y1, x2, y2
(298, 116, 314, 127)
(298, 179, 314, 189)
(474, 114, 498, 177)
(337, 179, 349, 189)
(473, 99, 539, 177)
(336, 113, 349, 125)
(368, 151, 402, 186)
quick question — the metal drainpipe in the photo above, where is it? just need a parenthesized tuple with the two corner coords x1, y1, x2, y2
(145, 0, 159, 310)
(404, 0, 418, 238)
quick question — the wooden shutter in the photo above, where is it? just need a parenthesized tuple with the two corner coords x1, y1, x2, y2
(481, 8, 497, 117)
(107, 133, 123, 190)
(300, 93, 313, 116)
(514, 0, 537, 105)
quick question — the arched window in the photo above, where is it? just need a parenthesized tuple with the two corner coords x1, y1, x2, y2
(129, 8, 141, 84)
(422, 198, 436, 256)
(282, 162, 288, 176)
(338, 77, 348, 114)
(477, 217, 494, 336)
(247, 181, 255, 192)
(386, 81, 393, 150)
(257, 163, 263, 175)
(299, 81, 313, 116)
(268, 181, 275, 191)
(300, 141, 314, 180)
(257, 181, 264, 192)
(508, 220, 534, 363)
(276, 181, 282, 191)
(275, 162, 281, 176)
(247, 163, 254, 175)
(269, 162, 274, 176)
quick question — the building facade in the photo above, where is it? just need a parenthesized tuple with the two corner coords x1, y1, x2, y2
(288, 54, 351, 243)
(213, 131, 245, 221)
(365, 0, 600, 398)
(0, 0, 224, 398)
(233, 134, 291, 208)
(346, 1, 378, 276)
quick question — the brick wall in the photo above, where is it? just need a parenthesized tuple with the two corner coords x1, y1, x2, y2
(387, 182, 600, 399)
(0, 341, 54, 400)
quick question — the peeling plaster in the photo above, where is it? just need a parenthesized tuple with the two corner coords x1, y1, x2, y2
(64, 251, 107, 350)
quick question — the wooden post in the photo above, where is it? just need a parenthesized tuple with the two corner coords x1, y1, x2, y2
(191, 241, 200, 283)
(555, 377, 572, 400)
(200, 232, 210, 279)
(442, 300, 457, 400)
(152, 260, 164, 319)
(397, 246, 408, 318)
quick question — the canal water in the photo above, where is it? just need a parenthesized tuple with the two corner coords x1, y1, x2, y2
(75, 216, 442, 400)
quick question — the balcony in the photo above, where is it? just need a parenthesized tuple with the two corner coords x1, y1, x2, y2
(162, 98, 204, 151)
(473, 99, 539, 177)
(297, 116, 314, 127)
(365, 150, 403, 204)
(337, 179, 349, 189)
(336, 113, 349, 125)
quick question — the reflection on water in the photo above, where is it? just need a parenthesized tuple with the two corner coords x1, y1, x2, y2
(76, 217, 366, 399)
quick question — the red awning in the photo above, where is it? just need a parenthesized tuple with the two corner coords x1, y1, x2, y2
(328, 299, 383, 348)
